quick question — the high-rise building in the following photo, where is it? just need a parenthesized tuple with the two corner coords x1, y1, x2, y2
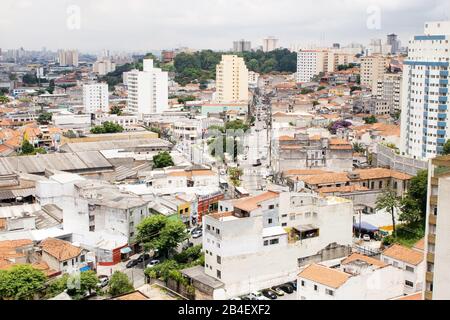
(375, 73, 403, 114)
(93, 59, 116, 76)
(233, 39, 251, 52)
(423, 155, 450, 300)
(58, 49, 79, 67)
(215, 55, 249, 104)
(400, 21, 450, 160)
(296, 50, 327, 83)
(127, 59, 168, 115)
(83, 83, 109, 114)
(360, 55, 387, 91)
(262, 37, 279, 52)
(387, 34, 400, 54)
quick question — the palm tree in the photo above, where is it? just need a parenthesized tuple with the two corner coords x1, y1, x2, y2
(376, 188, 401, 237)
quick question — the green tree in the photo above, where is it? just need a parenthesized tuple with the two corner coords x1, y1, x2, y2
(228, 167, 243, 187)
(109, 105, 123, 116)
(90, 121, 124, 134)
(152, 151, 174, 169)
(108, 271, 134, 297)
(37, 112, 52, 125)
(45, 274, 70, 299)
(353, 142, 366, 153)
(376, 189, 401, 237)
(20, 139, 35, 155)
(363, 115, 378, 124)
(399, 196, 423, 225)
(79, 271, 99, 296)
(0, 96, 10, 104)
(407, 170, 428, 217)
(0, 265, 47, 300)
(443, 139, 450, 155)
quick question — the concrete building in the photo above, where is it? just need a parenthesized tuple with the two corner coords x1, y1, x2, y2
(233, 40, 251, 52)
(93, 58, 116, 76)
(423, 155, 450, 299)
(360, 55, 387, 91)
(296, 50, 326, 83)
(248, 71, 260, 88)
(297, 253, 404, 300)
(387, 34, 401, 55)
(400, 21, 450, 160)
(375, 73, 403, 114)
(39, 237, 88, 274)
(215, 55, 249, 104)
(127, 59, 168, 116)
(57, 50, 79, 67)
(262, 37, 279, 52)
(83, 83, 109, 114)
(200, 191, 353, 299)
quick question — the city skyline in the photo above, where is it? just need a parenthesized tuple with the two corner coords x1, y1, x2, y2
(1, 0, 449, 52)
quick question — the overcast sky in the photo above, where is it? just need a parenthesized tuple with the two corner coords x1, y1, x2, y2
(1, 0, 449, 53)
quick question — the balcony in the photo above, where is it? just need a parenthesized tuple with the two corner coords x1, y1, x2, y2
(438, 121, 447, 127)
(428, 233, 436, 245)
(430, 196, 438, 206)
(429, 214, 437, 226)
(439, 88, 448, 94)
(426, 272, 434, 283)
(438, 105, 448, 112)
(439, 96, 448, 103)
(440, 79, 449, 85)
(427, 252, 435, 263)
(440, 71, 449, 77)
(437, 138, 446, 144)
(425, 291, 433, 301)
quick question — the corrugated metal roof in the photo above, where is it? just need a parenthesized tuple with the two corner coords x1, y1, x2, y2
(60, 138, 171, 153)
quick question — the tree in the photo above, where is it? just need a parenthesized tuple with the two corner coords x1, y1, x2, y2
(0, 265, 47, 300)
(399, 196, 423, 225)
(109, 105, 123, 116)
(136, 215, 188, 258)
(443, 139, 450, 155)
(90, 121, 124, 134)
(407, 170, 428, 218)
(45, 274, 70, 298)
(37, 112, 52, 125)
(47, 79, 55, 94)
(376, 189, 401, 237)
(228, 167, 243, 187)
(21, 139, 35, 155)
(108, 271, 134, 297)
(152, 151, 174, 169)
(79, 271, 99, 296)
(363, 115, 378, 124)
(0, 96, 9, 104)
(353, 142, 366, 154)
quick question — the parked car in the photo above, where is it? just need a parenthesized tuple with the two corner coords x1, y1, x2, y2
(125, 259, 138, 268)
(192, 230, 202, 238)
(229, 297, 241, 300)
(97, 275, 109, 288)
(261, 289, 277, 300)
(248, 291, 270, 300)
(137, 254, 150, 263)
(363, 234, 371, 242)
(146, 260, 160, 268)
(288, 281, 297, 291)
(240, 295, 251, 300)
(190, 227, 202, 234)
(279, 284, 294, 294)
(270, 286, 285, 296)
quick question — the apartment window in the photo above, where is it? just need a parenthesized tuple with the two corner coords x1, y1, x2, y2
(405, 280, 414, 288)
(217, 256, 222, 264)
(80, 255, 85, 263)
(268, 218, 273, 224)
(282, 223, 287, 227)
(206, 225, 211, 230)
(89, 226, 95, 232)
(270, 239, 279, 245)
(264, 240, 269, 246)
(314, 285, 318, 291)
(325, 289, 334, 296)
(393, 261, 399, 268)
(405, 266, 415, 273)
(63, 261, 68, 267)
(268, 204, 275, 210)
(216, 229, 220, 235)
(217, 270, 222, 279)
(301, 280, 305, 287)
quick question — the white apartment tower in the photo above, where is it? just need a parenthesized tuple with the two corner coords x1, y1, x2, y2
(263, 37, 279, 52)
(360, 55, 387, 91)
(400, 21, 450, 160)
(127, 59, 168, 115)
(215, 55, 249, 104)
(83, 83, 109, 114)
(58, 49, 79, 67)
(296, 50, 326, 83)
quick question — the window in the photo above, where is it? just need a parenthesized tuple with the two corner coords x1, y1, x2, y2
(270, 239, 279, 245)
(301, 280, 305, 287)
(217, 270, 222, 279)
(217, 256, 221, 264)
(80, 255, 85, 263)
(268, 218, 273, 224)
(314, 285, 318, 291)
(216, 229, 220, 235)
(393, 261, 399, 268)
(406, 266, 415, 273)
(325, 289, 334, 296)
(405, 280, 414, 288)
(207, 225, 211, 230)
(264, 240, 269, 246)
(63, 261, 68, 267)
(268, 204, 275, 210)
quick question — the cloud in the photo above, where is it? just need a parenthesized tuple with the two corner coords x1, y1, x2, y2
(0, 0, 448, 52)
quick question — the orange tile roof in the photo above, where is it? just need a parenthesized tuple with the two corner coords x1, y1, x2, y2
(278, 135, 294, 141)
(413, 238, 425, 252)
(298, 264, 351, 289)
(319, 185, 369, 194)
(233, 191, 279, 212)
(283, 169, 331, 176)
(382, 244, 424, 266)
(354, 168, 412, 181)
(113, 291, 150, 300)
(291, 172, 350, 185)
(341, 253, 387, 268)
(40, 238, 82, 262)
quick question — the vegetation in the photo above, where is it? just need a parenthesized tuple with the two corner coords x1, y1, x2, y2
(108, 271, 134, 297)
(300, 88, 314, 95)
(109, 105, 123, 116)
(400, 170, 428, 225)
(177, 95, 197, 104)
(0, 265, 47, 300)
(37, 112, 52, 125)
(20, 139, 46, 156)
(376, 189, 401, 237)
(136, 215, 189, 258)
(337, 63, 357, 71)
(350, 86, 361, 93)
(363, 115, 378, 124)
(0, 95, 10, 104)
(443, 139, 450, 155)
(328, 120, 352, 134)
(90, 121, 124, 134)
(22, 73, 38, 85)
(47, 79, 55, 94)
(152, 151, 174, 169)
(352, 142, 366, 154)
(228, 167, 243, 187)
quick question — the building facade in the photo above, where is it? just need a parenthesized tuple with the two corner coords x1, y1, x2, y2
(215, 55, 249, 104)
(83, 83, 109, 114)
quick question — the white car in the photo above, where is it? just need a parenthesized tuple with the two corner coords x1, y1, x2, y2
(248, 291, 270, 300)
(146, 260, 160, 268)
(192, 230, 202, 239)
(363, 234, 371, 242)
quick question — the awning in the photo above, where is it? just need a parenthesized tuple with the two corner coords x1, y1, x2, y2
(120, 247, 132, 254)
(294, 224, 319, 233)
(80, 266, 91, 272)
(353, 221, 379, 232)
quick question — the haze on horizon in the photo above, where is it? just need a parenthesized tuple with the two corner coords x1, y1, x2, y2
(0, 0, 449, 53)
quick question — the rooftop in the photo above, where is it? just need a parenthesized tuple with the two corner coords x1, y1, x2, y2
(341, 253, 387, 268)
(298, 264, 351, 289)
(233, 191, 279, 212)
(382, 244, 424, 266)
(40, 238, 82, 262)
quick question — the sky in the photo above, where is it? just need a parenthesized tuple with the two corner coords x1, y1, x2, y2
(1, 0, 449, 53)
